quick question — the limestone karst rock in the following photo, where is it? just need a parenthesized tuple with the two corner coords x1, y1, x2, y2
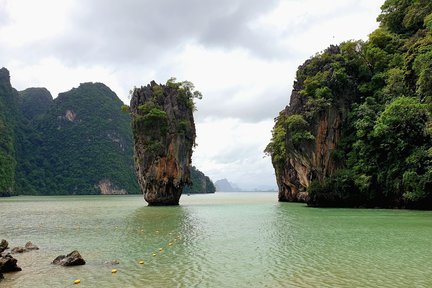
(130, 79, 198, 205)
(266, 46, 357, 204)
(267, 0, 432, 208)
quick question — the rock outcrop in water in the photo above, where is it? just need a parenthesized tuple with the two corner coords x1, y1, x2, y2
(266, 66, 348, 203)
(11, 241, 39, 254)
(0, 254, 22, 273)
(0, 240, 8, 253)
(52, 250, 86, 266)
(266, 0, 432, 208)
(130, 79, 198, 205)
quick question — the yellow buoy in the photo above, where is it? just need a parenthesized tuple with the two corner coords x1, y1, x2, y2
(74, 279, 81, 284)
(152, 253, 157, 257)
(159, 247, 163, 252)
(139, 260, 144, 264)
(111, 269, 118, 273)
(168, 242, 173, 246)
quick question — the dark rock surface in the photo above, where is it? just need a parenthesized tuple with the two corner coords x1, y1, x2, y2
(0, 253, 22, 273)
(0, 240, 8, 253)
(11, 247, 25, 254)
(130, 80, 197, 205)
(52, 250, 86, 266)
(269, 49, 351, 203)
(24, 241, 39, 251)
(10, 241, 39, 254)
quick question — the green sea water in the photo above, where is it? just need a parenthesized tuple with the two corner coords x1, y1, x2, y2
(1, 193, 432, 287)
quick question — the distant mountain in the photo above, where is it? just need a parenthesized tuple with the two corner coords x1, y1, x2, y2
(251, 185, 278, 192)
(0, 68, 215, 196)
(17, 82, 139, 195)
(184, 166, 216, 194)
(19, 87, 53, 120)
(214, 179, 242, 192)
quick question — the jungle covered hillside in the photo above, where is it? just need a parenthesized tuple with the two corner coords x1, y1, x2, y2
(266, 0, 432, 208)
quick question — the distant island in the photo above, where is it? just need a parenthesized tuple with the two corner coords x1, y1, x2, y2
(0, 69, 215, 196)
(214, 178, 276, 192)
(266, 0, 432, 209)
(214, 179, 242, 192)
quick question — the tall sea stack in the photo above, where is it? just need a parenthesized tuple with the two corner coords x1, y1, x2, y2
(130, 79, 198, 205)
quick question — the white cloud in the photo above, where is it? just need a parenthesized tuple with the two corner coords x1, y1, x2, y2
(175, 44, 294, 122)
(0, 0, 74, 47)
(193, 118, 275, 189)
(8, 58, 123, 99)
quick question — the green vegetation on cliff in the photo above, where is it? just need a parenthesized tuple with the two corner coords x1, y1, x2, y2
(129, 78, 203, 205)
(0, 68, 18, 196)
(267, 0, 432, 208)
(19, 83, 139, 195)
(184, 166, 216, 194)
(0, 71, 214, 196)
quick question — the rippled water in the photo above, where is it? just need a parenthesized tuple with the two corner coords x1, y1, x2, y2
(1, 193, 432, 287)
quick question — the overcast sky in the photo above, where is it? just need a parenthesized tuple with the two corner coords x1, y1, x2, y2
(0, 0, 383, 190)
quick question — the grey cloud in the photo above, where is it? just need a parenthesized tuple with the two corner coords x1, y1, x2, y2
(45, 0, 281, 65)
(212, 144, 257, 164)
(195, 88, 289, 122)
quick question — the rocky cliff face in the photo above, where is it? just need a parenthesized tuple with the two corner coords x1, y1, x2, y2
(267, 46, 359, 203)
(274, 95, 344, 202)
(269, 2, 432, 208)
(130, 80, 197, 205)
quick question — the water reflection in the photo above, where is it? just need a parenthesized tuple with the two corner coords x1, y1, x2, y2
(2, 194, 432, 287)
(122, 205, 206, 287)
(122, 195, 291, 287)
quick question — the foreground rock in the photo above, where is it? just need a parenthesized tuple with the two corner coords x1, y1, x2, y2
(130, 79, 198, 205)
(0, 239, 22, 274)
(0, 253, 22, 272)
(11, 246, 25, 254)
(0, 240, 8, 253)
(24, 241, 39, 251)
(52, 250, 86, 266)
(11, 241, 39, 254)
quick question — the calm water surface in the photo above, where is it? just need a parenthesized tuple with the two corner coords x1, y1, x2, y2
(1, 192, 432, 287)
